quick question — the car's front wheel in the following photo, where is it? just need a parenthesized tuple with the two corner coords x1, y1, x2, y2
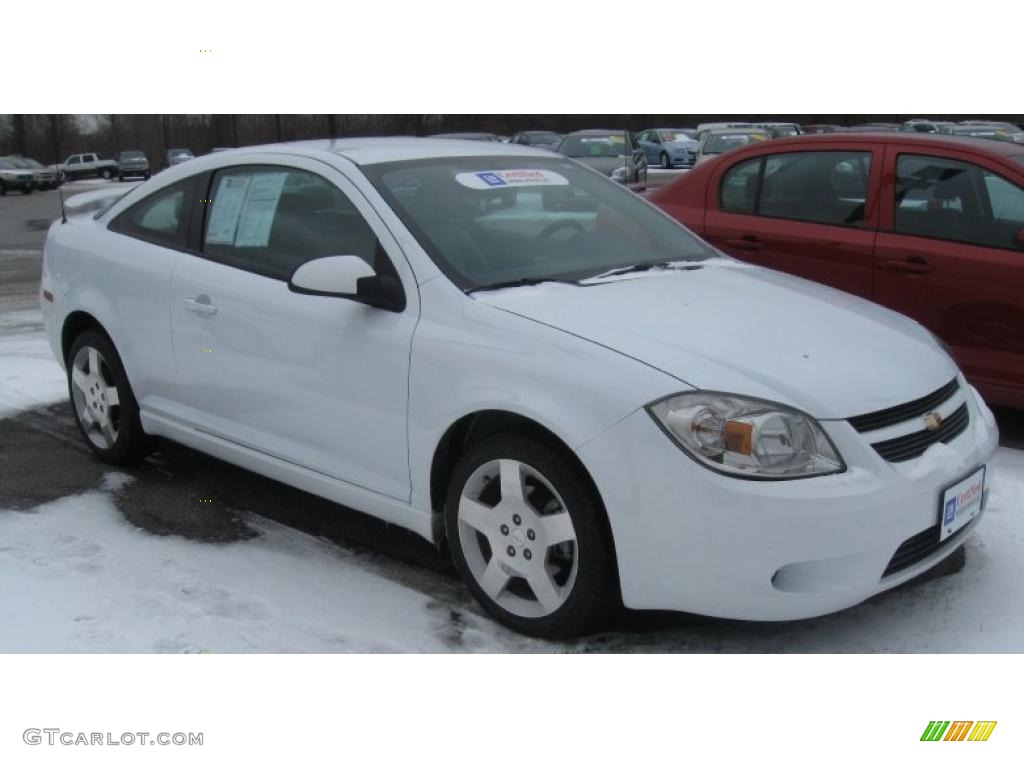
(660, 151, 671, 169)
(67, 330, 148, 464)
(445, 433, 618, 638)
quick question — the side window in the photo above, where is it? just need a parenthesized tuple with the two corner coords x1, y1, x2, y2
(202, 166, 383, 280)
(757, 151, 870, 226)
(984, 171, 1024, 227)
(720, 156, 763, 214)
(109, 177, 195, 248)
(895, 154, 1024, 250)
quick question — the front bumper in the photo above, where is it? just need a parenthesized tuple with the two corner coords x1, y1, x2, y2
(577, 379, 999, 620)
(2, 174, 34, 189)
(118, 165, 149, 176)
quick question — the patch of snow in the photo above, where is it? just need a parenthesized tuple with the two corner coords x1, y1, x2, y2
(0, 323, 67, 419)
(0, 474, 538, 653)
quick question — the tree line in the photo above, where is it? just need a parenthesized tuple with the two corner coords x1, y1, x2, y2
(1, 114, 1021, 165)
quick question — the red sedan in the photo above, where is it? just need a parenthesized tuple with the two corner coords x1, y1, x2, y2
(650, 133, 1024, 410)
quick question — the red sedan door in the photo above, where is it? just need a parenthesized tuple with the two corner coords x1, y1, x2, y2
(702, 141, 882, 299)
(874, 144, 1024, 408)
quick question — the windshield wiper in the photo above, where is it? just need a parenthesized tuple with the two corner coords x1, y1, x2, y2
(469, 276, 575, 293)
(582, 260, 701, 282)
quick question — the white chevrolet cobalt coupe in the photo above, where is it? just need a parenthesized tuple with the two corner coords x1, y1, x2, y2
(41, 138, 998, 637)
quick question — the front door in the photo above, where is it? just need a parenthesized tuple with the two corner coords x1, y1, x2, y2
(169, 157, 418, 500)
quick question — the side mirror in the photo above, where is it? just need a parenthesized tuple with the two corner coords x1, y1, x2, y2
(288, 255, 405, 312)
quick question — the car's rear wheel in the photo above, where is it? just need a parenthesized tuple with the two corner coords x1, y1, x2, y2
(445, 433, 618, 638)
(67, 330, 148, 464)
(660, 151, 671, 169)
(100, 168, 112, 180)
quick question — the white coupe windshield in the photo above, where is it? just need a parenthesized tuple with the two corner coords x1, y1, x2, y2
(366, 156, 714, 290)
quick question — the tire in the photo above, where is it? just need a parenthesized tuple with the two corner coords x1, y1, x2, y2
(0, 182, 7, 196)
(101, 168, 113, 180)
(66, 330, 149, 465)
(21, 186, 32, 195)
(118, 174, 125, 182)
(143, 171, 151, 180)
(660, 151, 671, 169)
(445, 432, 618, 638)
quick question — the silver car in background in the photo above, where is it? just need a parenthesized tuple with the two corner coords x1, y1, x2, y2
(694, 127, 772, 165)
(556, 129, 647, 184)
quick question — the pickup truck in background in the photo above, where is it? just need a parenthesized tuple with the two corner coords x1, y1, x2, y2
(61, 152, 119, 181)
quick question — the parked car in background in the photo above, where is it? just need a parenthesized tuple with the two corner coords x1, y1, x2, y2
(430, 132, 505, 142)
(4, 156, 60, 189)
(846, 123, 902, 133)
(165, 148, 195, 168)
(692, 122, 755, 144)
(556, 129, 647, 184)
(902, 120, 957, 134)
(509, 131, 563, 150)
(116, 150, 151, 181)
(938, 124, 1021, 144)
(960, 120, 1024, 143)
(62, 152, 118, 180)
(635, 128, 699, 168)
(802, 124, 843, 134)
(650, 132, 1024, 409)
(755, 122, 802, 137)
(694, 127, 771, 165)
(40, 137, 997, 638)
(0, 157, 35, 194)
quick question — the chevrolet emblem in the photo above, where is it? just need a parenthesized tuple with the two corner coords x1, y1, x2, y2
(923, 412, 943, 431)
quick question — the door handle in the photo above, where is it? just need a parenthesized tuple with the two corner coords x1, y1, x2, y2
(725, 236, 763, 252)
(883, 257, 934, 275)
(183, 296, 218, 316)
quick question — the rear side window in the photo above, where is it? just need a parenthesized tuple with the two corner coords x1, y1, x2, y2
(109, 177, 196, 249)
(720, 157, 762, 214)
(895, 154, 1024, 250)
(201, 166, 383, 280)
(720, 151, 871, 227)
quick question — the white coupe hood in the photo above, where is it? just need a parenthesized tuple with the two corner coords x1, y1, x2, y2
(474, 261, 958, 419)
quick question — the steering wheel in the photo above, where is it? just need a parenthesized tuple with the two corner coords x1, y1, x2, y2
(537, 219, 585, 242)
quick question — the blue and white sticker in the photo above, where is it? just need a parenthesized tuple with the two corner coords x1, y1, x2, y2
(455, 169, 570, 190)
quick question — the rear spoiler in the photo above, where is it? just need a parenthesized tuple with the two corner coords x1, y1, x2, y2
(63, 184, 138, 218)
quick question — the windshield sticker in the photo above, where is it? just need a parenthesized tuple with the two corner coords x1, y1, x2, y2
(456, 169, 569, 190)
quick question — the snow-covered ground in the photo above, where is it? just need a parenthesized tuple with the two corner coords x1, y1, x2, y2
(1, 308, 1022, 652)
(0, 311, 67, 419)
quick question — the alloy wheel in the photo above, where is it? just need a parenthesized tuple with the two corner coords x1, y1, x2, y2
(457, 458, 578, 618)
(70, 345, 121, 450)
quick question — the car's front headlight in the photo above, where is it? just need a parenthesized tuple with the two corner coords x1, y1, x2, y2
(647, 391, 845, 479)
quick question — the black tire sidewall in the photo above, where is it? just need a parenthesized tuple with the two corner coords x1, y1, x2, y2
(67, 330, 147, 464)
(444, 432, 618, 639)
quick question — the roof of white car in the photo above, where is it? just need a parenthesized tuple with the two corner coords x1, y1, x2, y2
(278, 137, 548, 165)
